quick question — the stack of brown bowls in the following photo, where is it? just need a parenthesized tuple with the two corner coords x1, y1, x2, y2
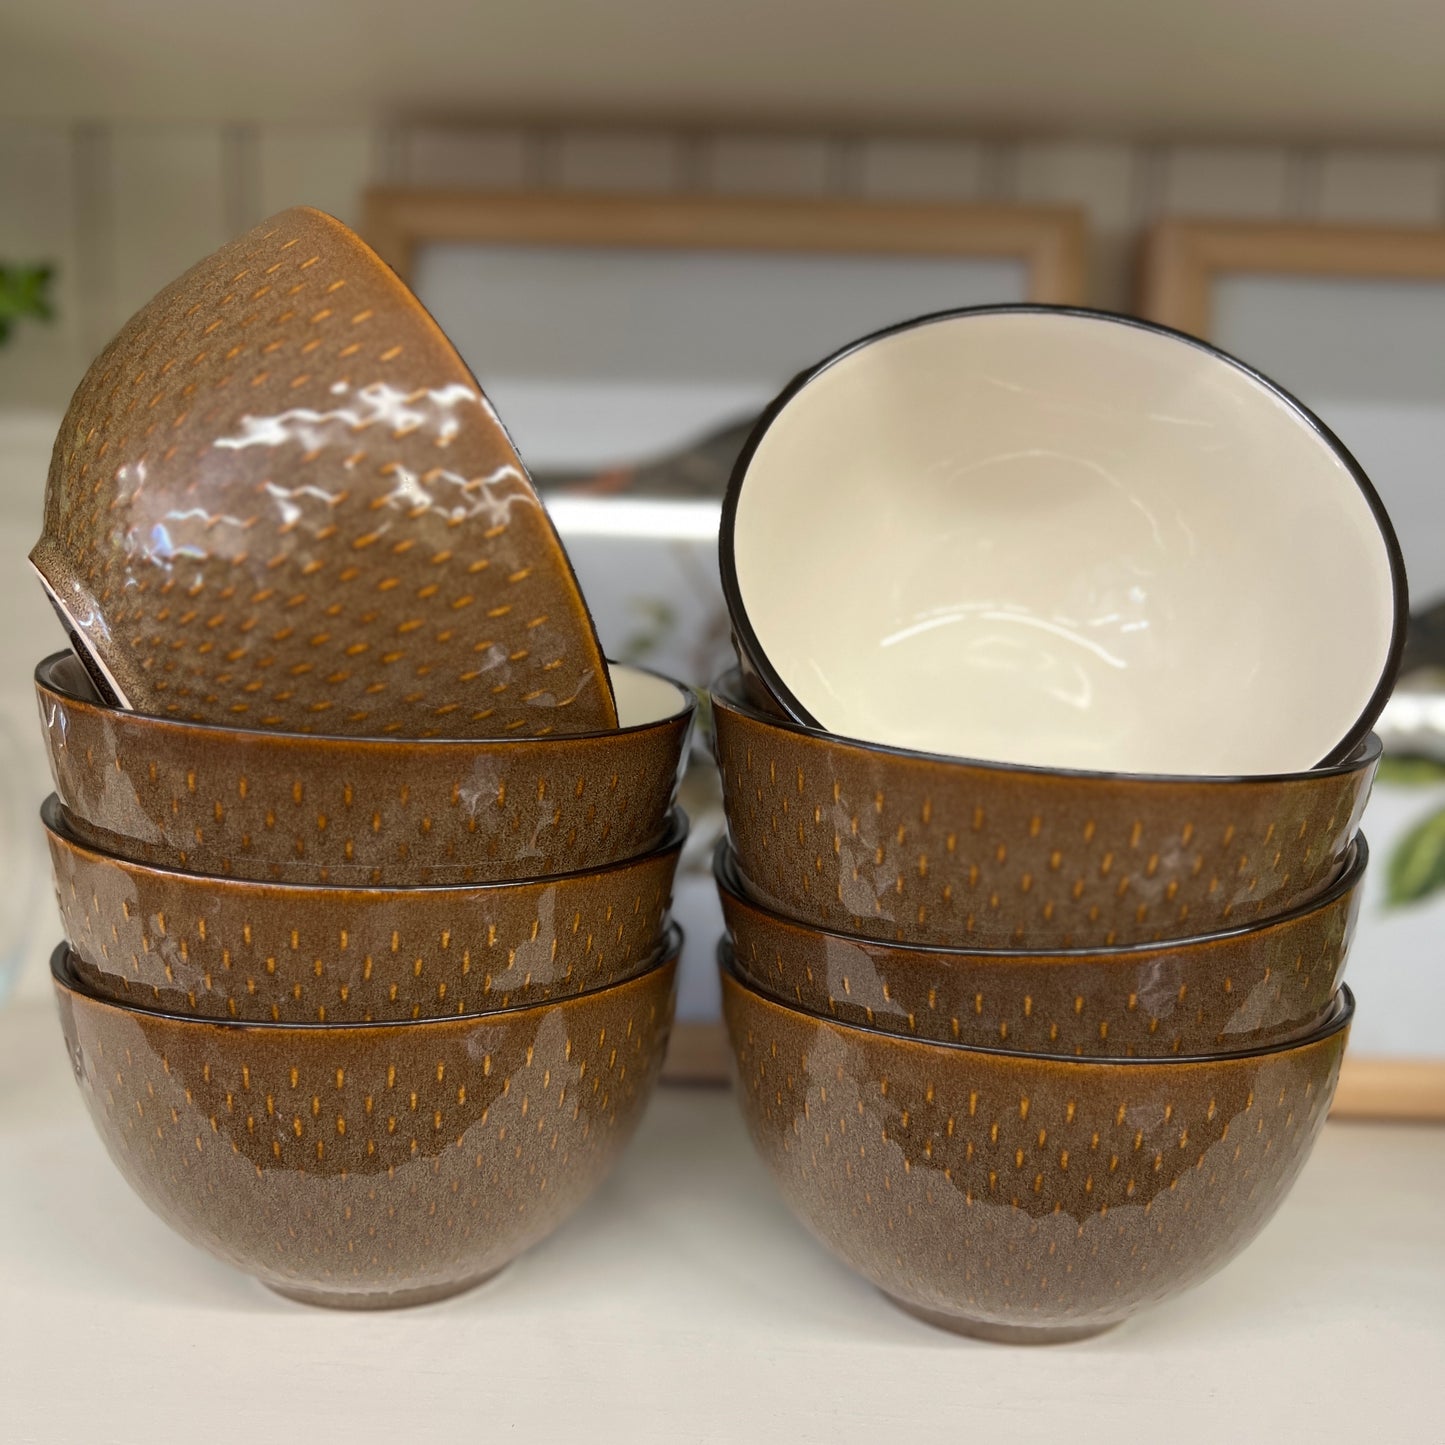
(712, 305, 1407, 1342)
(32, 208, 693, 1309)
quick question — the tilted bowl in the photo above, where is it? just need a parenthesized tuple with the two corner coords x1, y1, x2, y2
(38, 651, 693, 885)
(717, 836, 1363, 1057)
(48, 793, 684, 1022)
(721, 305, 1405, 776)
(721, 953, 1352, 1341)
(32, 206, 616, 739)
(54, 929, 679, 1308)
(712, 676, 1377, 948)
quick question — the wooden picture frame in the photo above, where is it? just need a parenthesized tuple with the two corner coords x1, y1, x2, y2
(1142, 219, 1445, 1122)
(362, 190, 1087, 1085)
(364, 190, 1087, 304)
(1140, 219, 1445, 340)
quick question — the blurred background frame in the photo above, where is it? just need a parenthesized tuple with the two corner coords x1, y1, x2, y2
(363, 189, 1088, 1080)
(1143, 219, 1445, 1119)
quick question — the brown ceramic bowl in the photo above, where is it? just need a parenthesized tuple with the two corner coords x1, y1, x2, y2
(47, 793, 684, 1022)
(717, 836, 1364, 1057)
(38, 651, 693, 885)
(53, 928, 679, 1309)
(721, 953, 1352, 1341)
(712, 675, 1377, 949)
(32, 206, 616, 740)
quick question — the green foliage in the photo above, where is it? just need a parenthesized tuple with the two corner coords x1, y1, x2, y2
(618, 599, 678, 665)
(1379, 750, 1445, 909)
(0, 264, 55, 347)
(1377, 754, 1445, 787)
(1386, 805, 1445, 907)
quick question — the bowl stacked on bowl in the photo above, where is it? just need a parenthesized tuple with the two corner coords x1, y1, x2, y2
(33, 207, 694, 1309)
(712, 305, 1405, 1342)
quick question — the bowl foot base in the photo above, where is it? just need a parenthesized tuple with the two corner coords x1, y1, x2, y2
(268, 1267, 505, 1311)
(888, 1295, 1118, 1344)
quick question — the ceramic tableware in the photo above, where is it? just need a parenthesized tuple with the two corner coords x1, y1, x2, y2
(38, 651, 693, 885)
(721, 952, 1351, 1341)
(711, 675, 1377, 948)
(32, 206, 616, 739)
(720, 305, 1405, 776)
(717, 837, 1363, 1056)
(47, 794, 684, 1022)
(54, 929, 679, 1308)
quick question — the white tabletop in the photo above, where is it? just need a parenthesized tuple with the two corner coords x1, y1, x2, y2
(0, 994, 1441, 1444)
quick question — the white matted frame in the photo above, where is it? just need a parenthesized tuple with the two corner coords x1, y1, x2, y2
(363, 190, 1088, 1083)
(1142, 219, 1445, 1122)
(365, 189, 1087, 302)
(363, 191, 1088, 487)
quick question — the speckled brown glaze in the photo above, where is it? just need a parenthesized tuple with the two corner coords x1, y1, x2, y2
(718, 839, 1362, 1057)
(47, 795, 683, 1022)
(712, 678, 1377, 949)
(54, 935, 678, 1308)
(37, 652, 692, 884)
(32, 206, 614, 738)
(721, 960, 1350, 1341)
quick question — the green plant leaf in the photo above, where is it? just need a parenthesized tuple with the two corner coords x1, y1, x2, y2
(1377, 754, 1445, 787)
(618, 599, 678, 664)
(0, 263, 56, 349)
(1386, 805, 1445, 907)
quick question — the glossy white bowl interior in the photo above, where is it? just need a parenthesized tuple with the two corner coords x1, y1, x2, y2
(730, 310, 1400, 776)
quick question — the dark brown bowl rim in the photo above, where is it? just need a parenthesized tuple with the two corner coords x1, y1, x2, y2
(717, 303, 1407, 779)
(713, 832, 1368, 962)
(710, 670, 1383, 786)
(52, 921, 682, 1032)
(718, 940, 1354, 1066)
(34, 650, 695, 749)
(43, 792, 690, 896)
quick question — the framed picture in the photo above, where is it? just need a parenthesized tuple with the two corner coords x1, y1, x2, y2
(365, 189, 1088, 1081)
(1142, 219, 1445, 1120)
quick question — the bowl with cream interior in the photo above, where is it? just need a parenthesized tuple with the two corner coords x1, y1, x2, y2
(720, 305, 1406, 778)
